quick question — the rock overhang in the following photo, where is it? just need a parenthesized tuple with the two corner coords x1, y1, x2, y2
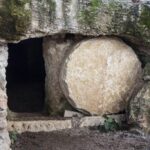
(0, 0, 149, 45)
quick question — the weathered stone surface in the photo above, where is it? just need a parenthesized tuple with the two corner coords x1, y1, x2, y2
(8, 120, 72, 133)
(79, 115, 126, 127)
(143, 63, 150, 81)
(129, 81, 150, 132)
(0, 109, 7, 118)
(0, 118, 7, 130)
(0, 0, 149, 44)
(0, 130, 11, 150)
(0, 45, 10, 150)
(60, 37, 142, 115)
(0, 44, 8, 92)
(7, 115, 125, 133)
(64, 110, 84, 118)
(43, 35, 85, 114)
(80, 116, 105, 127)
(43, 36, 73, 115)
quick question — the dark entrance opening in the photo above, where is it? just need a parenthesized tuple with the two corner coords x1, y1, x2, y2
(6, 38, 45, 113)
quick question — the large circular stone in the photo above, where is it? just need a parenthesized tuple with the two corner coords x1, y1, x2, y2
(60, 37, 142, 115)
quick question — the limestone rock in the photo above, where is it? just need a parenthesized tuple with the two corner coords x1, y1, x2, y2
(64, 110, 84, 118)
(0, 44, 10, 150)
(0, 118, 7, 130)
(8, 120, 72, 133)
(43, 36, 73, 115)
(143, 63, 150, 81)
(60, 37, 142, 115)
(0, 109, 7, 118)
(129, 82, 150, 132)
(43, 35, 86, 114)
(0, 0, 149, 44)
(0, 130, 11, 150)
(79, 115, 126, 127)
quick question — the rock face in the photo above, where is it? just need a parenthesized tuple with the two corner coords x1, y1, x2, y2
(129, 81, 150, 132)
(60, 37, 142, 115)
(0, 45, 11, 150)
(43, 35, 85, 114)
(0, 0, 148, 149)
(0, 0, 149, 44)
(143, 63, 150, 81)
(43, 36, 72, 115)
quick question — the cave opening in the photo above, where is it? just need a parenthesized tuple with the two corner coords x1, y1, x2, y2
(6, 38, 46, 113)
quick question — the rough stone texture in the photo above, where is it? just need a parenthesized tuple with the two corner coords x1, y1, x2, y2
(64, 110, 84, 118)
(0, 118, 7, 130)
(0, 130, 11, 150)
(60, 37, 142, 115)
(79, 116, 105, 127)
(8, 120, 72, 133)
(43, 35, 85, 114)
(143, 63, 150, 81)
(0, 45, 11, 150)
(0, 0, 149, 44)
(8, 115, 125, 133)
(129, 81, 150, 132)
(79, 115, 126, 127)
(43, 35, 73, 115)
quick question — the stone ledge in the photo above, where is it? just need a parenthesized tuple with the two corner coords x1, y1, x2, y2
(8, 120, 72, 133)
(79, 115, 126, 128)
(8, 114, 125, 133)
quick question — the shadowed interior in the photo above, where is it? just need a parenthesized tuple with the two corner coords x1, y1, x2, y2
(6, 38, 45, 113)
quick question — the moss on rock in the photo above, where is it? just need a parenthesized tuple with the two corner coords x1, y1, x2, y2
(78, 0, 103, 27)
(0, 0, 31, 40)
(139, 5, 150, 30)
(137, 5, 150, 43)
(78, 0, 150, 44)
(129, 81, 150, 132)
(47, 0, 56, 13)
(78, 0, 130, 34)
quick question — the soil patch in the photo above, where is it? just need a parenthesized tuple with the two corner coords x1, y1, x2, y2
(11, 128, 150, 150)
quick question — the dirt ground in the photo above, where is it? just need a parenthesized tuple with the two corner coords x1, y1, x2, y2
(11, 128, 150, 150)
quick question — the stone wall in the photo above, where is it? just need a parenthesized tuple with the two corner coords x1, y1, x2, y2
(0, 0, 149, 44)
(0, 0, 149, 150)
(43, 35, 84, 115)
(0, 35, 149, 150)
(0, 45, 10, 150)
(43, 35, 72, 115)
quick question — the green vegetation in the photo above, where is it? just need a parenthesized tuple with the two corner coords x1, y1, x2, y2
(9, 131, 18, 144)
(0, 0, 31, 40)
(98, 116, 120, 132)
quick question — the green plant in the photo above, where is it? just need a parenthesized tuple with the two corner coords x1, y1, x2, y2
(98, 116, 120, 132)
(9, 131, 18, 144)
